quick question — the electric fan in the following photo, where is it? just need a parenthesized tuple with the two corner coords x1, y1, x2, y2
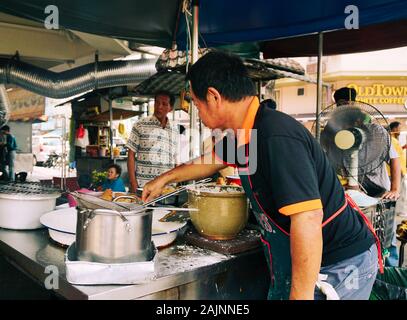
(315, 101, 397, 251)
(314, 100, 390, 196)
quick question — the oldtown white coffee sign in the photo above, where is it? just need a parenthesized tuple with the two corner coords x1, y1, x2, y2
(347, 83, 407, 108)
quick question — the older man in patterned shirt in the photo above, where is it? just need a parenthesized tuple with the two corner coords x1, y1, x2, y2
(127, 91, 179, 192)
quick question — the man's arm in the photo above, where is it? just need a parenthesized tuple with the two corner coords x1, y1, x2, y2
(126, 123, 141, 193)
(289, 209, 323, 300)
(142, 153, 227, 202)
(383, 157, 401, 200)
(127, 149, 138, 193)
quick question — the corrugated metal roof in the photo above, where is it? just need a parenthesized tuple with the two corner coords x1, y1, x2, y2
(134, 57, 318, 96)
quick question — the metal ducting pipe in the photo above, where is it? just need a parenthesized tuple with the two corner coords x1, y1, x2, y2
(0, 85, 10, 128)
(0, 58, 157, 99)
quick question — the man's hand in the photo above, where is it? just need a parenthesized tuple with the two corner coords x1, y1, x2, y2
(142, 176, 168, 202)
(388, 157, 401, 201)
(382, 190, 400, 200)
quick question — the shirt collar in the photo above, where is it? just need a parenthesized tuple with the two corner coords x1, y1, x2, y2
(237, 97, 260, 147)
(152, 115, 170, 128)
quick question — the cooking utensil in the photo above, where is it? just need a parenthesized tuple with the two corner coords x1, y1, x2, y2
(158, 209, 190, 223)
(75, 207, 154, 263)
(70, 191, 138, 212)
(147, 207, 197, 212)
(187, 184, 249, 240)
(115, 210, 132, 232)
(137, 187, 179, 205)
(0, 182, 61, 230)
(40, 207, 186, 248)
(142, 178, 212, 207)
(71, 193, 135, 231)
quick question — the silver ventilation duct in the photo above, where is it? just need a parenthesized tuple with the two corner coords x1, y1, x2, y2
(0, 85, 10, 128)
(0, 58, 157, 99)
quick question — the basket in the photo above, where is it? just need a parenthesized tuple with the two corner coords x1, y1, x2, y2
(361, 200, 396, 249)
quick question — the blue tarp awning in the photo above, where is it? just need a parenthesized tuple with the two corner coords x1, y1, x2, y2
(0, 0, 406, 51)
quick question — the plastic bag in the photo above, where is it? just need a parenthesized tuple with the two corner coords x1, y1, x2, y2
(370, 267, 407, 300)
(74, 127, 89, 148)
(75, 124, 85, 139)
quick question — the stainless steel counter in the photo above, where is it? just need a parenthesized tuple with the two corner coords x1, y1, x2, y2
(0, 227, 269, 300)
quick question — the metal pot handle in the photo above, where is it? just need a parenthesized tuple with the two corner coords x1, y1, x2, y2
(79, 208, 95, 230)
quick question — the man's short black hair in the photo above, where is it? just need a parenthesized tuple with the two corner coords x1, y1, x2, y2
(1, 125, 10, 132)
(262, 99, 277, 110)
(186, 50, 257, 102)
(333, 87, 357, 103)
(108, 164, 122, 177)
(390, 121, 401, 131)
(155, 90, 175, 107)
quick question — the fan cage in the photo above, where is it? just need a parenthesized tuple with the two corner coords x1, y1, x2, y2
(314, 100, 391, 179)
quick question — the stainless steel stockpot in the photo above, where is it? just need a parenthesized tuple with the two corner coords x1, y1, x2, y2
(75, 207, 153, 263)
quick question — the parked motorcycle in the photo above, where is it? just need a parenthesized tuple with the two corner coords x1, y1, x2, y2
(44, 152, 63, 168)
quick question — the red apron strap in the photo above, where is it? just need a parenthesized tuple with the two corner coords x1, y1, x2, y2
(345, 194, 384, 274)
(322, 198, 348, 228)
(260, 235, 275, 286)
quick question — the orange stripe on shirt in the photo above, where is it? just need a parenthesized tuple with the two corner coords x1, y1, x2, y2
(279, 199, 323, 216)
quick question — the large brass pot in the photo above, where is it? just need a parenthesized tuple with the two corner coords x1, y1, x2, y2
(187, 184, 249, 240)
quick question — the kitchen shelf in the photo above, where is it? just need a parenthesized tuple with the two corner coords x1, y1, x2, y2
(80, 109, 144, 122)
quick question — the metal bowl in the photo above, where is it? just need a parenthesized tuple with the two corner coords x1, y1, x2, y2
(186, 184, 249, 240)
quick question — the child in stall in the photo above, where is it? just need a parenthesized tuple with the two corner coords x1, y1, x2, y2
(100, 164, 126, 192)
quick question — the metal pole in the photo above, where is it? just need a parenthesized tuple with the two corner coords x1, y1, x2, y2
(189, 0, 199, 159)
(61, 115, 66, 190)
(316, 32, 323, 142)
(109, 99, 115, 163)
(257, 81, 262, 101)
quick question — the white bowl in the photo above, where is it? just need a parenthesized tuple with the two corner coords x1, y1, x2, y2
(40, 207, 76, 246)
(151, 210, 187, 248)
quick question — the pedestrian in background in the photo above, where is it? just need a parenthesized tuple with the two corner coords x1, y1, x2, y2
(1, 125, 17, 182)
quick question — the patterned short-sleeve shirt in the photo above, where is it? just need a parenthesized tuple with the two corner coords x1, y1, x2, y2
(126, 115, 179, 187)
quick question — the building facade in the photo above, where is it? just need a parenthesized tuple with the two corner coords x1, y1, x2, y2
(274, 47, 407, 135)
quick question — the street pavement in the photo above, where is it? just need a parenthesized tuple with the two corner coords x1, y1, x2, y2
(27, 165, 76, 182)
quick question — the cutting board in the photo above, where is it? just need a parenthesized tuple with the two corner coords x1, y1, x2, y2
(184, 225, 261, 255)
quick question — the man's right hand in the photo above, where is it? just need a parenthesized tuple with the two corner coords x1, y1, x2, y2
(142, 177, 168, 202)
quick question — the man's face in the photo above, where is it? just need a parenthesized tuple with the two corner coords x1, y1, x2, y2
(154, 95, 172, 119)
(391, 125, 401, 138)
(190, 89, 224, 129)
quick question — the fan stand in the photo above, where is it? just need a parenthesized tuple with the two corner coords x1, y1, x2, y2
(347, 150, 359, 189)
(344, 148, 380, 208)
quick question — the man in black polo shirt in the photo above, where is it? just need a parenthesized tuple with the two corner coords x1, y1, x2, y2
(142, 51, 380, 300)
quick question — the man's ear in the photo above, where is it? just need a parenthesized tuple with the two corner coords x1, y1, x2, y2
(206, 87, 221, 106)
